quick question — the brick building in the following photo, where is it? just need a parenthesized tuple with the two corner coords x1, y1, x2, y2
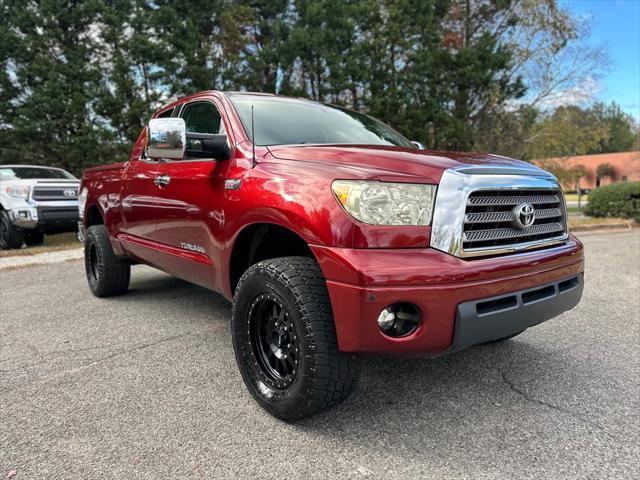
(543, 151, 640, 190)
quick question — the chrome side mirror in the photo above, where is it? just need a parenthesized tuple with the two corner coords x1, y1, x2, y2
(147, 118, 186, 160)
(411, 141, 425, 150)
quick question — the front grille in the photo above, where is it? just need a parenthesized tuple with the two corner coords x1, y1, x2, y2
(463, 189, 567, 252)
(32, 186, 78, 201)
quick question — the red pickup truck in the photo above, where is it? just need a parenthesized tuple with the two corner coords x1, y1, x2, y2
(79, 91, 584, 421)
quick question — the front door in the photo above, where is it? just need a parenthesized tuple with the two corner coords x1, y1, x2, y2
(151, 100, 230, 291)
(117, 136, 161, 265)
(117, 108, 177, 265)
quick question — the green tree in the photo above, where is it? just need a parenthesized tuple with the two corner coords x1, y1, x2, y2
(0, 0, 617, 174)
(284, 0, 363, 102)
(595, 162, 616, 187)
(525, 105, 609, 159)
(0, 0, 116, 174)
(589, 102, 637, 154)
(225, 0, 292, 92)
(94, 1, 168, 151)
(150, 0, 240, 95)
(475, 105, 539, 159)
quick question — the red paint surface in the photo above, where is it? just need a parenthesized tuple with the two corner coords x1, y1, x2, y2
(313, 235, 583, 353)
(117, 234, 214, 265)
(80, 91, 585, 354)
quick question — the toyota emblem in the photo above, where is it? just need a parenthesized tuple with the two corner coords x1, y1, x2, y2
(513, 203, 535, 229)
(63, 189, 77, 198)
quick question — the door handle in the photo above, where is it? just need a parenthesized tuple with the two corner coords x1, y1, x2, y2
(154, 174, 171, 187)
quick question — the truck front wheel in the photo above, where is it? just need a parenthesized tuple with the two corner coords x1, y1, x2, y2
(0, 210, 24, 250)
(232, 256, 358, 422)
(24, 230, 44, 246)
(84, 225, 130, 297)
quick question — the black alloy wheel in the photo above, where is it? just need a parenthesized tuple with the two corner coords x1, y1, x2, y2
(232, 256, 359, 422)
(248, 293, 301, 389)
(0, 217, 9, 246)
(0, 210, 24, 250)
(88, 242, 100, 284)
(84, 225, 130, 297)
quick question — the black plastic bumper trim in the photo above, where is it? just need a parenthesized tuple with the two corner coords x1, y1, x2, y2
(448, 273, 584, 353)
(36, 207, 79, 225)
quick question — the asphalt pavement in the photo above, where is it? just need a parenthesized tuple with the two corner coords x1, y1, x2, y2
(1, 231, 639, 479)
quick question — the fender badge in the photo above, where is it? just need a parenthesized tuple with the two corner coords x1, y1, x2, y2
(180, 242, 206, 254)
(225, 179, 242, 190)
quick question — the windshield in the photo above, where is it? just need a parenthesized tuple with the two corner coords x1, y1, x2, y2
(0, 166, 75, 180)
(229, 95, 415, 148)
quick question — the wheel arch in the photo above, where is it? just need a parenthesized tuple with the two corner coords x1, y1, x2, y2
(228, 222, 317, 296)
(85, 204, 104, 228)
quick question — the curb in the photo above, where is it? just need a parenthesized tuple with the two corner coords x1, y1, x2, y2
(0, 248, 83, 270)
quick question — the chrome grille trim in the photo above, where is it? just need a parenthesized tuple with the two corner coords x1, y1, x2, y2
(430, 164, 569, 258)
(467, 194, 559, 206)
(32, 186, 78, 201)
(464, 208, 561, 224)
(463, 222, 564, 243)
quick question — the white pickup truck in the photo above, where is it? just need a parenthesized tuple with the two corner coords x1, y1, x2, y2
(0, 165, 80, 249)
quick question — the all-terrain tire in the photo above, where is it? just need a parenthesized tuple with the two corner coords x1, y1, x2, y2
(85, 225, 130, 297)
(0, 210, 24, 250)
(24, 230, 45, 246)
(232, 256, 358, 422)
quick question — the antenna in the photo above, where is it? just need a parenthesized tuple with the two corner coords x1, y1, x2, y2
(251, 105, 256, 167)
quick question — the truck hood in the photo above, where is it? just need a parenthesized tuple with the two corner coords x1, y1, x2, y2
(266, 144, 544, 182)
(2, 179, 80, 187)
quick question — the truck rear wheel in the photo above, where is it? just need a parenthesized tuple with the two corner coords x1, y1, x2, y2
(0, 210, 24, 250)
(84, 225, 130, 297)
(232, 256, 358, 422)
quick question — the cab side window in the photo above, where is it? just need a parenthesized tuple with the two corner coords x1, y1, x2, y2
(181, 102, 222, 134)
(180, 101, 226, 159)
(157, 107, 174, 118)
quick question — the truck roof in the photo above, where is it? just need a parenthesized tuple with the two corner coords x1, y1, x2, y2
(1, 164, 70, 172)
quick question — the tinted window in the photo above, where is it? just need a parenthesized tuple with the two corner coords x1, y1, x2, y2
(229, 95, 414, 148)
(181, 102, 222, 134)
(0, 166, 75, 180)
(157, 108, 174, 118)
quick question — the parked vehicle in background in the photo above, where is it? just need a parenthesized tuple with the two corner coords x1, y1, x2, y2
(79, 91, 585, 421)
(0, 165, 80, 249)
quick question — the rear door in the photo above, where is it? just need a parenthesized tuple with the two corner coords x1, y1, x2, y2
(150, 99, 231, 290)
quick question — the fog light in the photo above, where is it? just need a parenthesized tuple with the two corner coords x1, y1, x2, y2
(376, 303, 422, 337)
(377, 307, 396, 331)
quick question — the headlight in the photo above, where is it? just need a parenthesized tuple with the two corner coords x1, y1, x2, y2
(332, 180, 436, 225)
(4, 185, 30, 199)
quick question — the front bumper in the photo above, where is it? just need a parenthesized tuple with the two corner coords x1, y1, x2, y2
(448, 273, 583, 353)
(7, 208, 38, 229)
(8, 206, 78, 232)
(36, 206, 78, 232)
(311, 235, 584, 355)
